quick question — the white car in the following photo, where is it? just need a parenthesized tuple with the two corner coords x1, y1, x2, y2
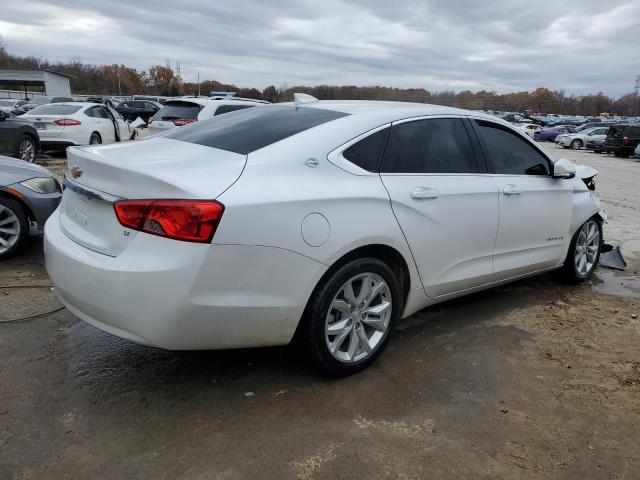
(516, 123, 543, 138)
(0, 99, 28, 114)
(44, 96, 605, 376)
(555, 127, 610, 150)
(147, 96, 269, 136)
(21, 103, 131, 149)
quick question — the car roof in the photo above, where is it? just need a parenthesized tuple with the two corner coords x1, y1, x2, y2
(279, 100, 503, 125)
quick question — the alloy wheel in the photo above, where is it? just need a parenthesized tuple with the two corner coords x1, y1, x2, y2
(19, 139, 36, 163)
(574, 220, 600, 277)
(0, 204, 21, 254)
(570, 139, 582, 150)
(325, 272, 392, 363)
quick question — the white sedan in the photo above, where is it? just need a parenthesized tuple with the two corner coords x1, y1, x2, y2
(44, 96, 605, 376)
(555, 127, 610, 150)
(21, 102, 131, 149)
(515, 123, 543, 138)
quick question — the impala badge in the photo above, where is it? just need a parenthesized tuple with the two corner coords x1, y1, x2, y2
(71, 166, 83, 178)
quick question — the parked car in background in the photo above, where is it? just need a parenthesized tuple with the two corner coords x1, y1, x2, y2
(0, 156, 62, 258)
(45, 98, 605, 376)
(575, 122, 613, 132)
(0, 99, 29, 115)
(147, 97, 270, 136)
(116, 100, 163, 123)
(21, 103, 131, 150)
(555, 127, 610, 150)
(533, 126, 576, 142)
(604, 124, 640, 157)
(586, 138, 607, 153)
(16, 96, 75, 115)
(132, 95, 167, 104)
(0, 111, 40, 163)
(516, 123, 543, 138)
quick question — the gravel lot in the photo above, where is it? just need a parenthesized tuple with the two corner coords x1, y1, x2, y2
(1, 143, 639, 479)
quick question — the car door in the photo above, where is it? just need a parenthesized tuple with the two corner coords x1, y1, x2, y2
(0, 113, 12, 154)
(470, 119, 573, 278)
(90, 106, 116, 144)
(379, 117, 500, 297)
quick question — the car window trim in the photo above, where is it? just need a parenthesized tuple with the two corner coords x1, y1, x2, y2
(327, 123, 392, 176)
(379, 115, 484, 176)
(468, 117, 554, 177)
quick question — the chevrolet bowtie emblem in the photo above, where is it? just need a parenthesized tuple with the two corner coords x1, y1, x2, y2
(71, 166, 83, 178)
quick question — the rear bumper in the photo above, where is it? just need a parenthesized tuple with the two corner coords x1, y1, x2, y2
(44, 214, 327, 350)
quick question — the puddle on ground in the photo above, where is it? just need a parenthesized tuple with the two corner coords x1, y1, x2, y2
(592, 269, 640, 299)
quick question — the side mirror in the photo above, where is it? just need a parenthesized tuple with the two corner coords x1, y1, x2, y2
(552, 158, 576, 179)
(0, 111, 7, 122)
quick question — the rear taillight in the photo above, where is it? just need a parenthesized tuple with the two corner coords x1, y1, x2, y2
(622, 136, 629, 145)
(113, 199, 224, 243)
(172, 118, 197, 126)
(54, 119, 81, 126)
(148, 116, 154, 124)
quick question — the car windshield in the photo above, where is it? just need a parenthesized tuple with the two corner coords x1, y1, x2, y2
(165, 105, 349, 154)
(28, 104, 83, 115)
(154, 101, 203, 120)
(0, 100, 15, 107)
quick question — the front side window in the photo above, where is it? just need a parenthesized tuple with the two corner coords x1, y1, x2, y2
(342, 128, 389, 172)
(474, 120, 551, 175)
(380, 118, 477, 174)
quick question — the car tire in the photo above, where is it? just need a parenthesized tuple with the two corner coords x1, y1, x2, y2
(89, 132, 102, 145)
(570, 139, 583, 150)
(17, 135, 37, 163)
(300, 257, 402, 377)
(555, 217, 602, 284)
(0, 196, 29, 260)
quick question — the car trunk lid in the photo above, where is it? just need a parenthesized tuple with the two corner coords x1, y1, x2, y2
(59, 137, 246, 256)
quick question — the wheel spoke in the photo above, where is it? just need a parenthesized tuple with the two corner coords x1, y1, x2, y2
(0, 227, 17, 235)
(362, 315, 386, 332)
(0, 236, 9, 247)
(346, 329, 359, 360)
(0, 216, 15, 226)
(331, 299, 351, 314)
(356, 275, 372, 305)
(330, 325, 353, 354)
(326, 317, 351, 335)
(343, 281, 357, 306)
(365, 281, 385, 307)
(356, 327, 372, 353)
(364, 300, 391, 317)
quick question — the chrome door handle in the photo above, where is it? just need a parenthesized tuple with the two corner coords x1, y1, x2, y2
(503, 184, 522, 195)
(410, 187, 439, 200)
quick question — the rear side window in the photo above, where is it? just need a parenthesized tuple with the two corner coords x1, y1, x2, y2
(213, 104, 255, 116)
(29, 105, 82, 115)
(86, 106, 108, 119)
(165, 106, 349, 155)
(607, 125, 625, 138)
(380, 118, 477, 174)
(343, 128, 389, 172)
(474, 120, 550, 175)
(155, 101, 204, 121)
(627, 126, 640, 136)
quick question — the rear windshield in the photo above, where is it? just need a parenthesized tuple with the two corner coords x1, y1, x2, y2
(154, 101, 203, 121)
(608, 125, 626, 137)
(165, 105, 349, 155)
(28, 104, 82, 115)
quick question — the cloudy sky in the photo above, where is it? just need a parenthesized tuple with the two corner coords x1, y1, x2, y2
(1, 0, 639, 96)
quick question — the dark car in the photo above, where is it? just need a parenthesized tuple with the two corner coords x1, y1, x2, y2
(586, 138, 607, 153)
(0, 156, 62, 258)
(0, 111, 40, 163)
(115, 100, 163, 123)
(533, 126, 576, 142)
(604, 124, 640, 157)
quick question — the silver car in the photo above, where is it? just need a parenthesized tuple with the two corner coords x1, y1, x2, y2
(0, 156, 62, 259)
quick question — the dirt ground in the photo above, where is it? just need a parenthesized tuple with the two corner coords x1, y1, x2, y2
(1, 143, 639, 479)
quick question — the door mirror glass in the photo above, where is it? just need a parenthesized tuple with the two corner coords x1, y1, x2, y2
(552, 158, 576, 179)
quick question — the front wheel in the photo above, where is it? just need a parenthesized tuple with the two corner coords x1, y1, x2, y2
(0, 197, 28, 259)
(17, 135, 37, 163)
(570, 139, 583, 150)
(300, 258, 402, 377)
(556, 218, 602, 283)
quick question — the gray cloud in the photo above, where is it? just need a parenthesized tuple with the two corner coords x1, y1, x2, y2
(1, 0, 639, 96)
